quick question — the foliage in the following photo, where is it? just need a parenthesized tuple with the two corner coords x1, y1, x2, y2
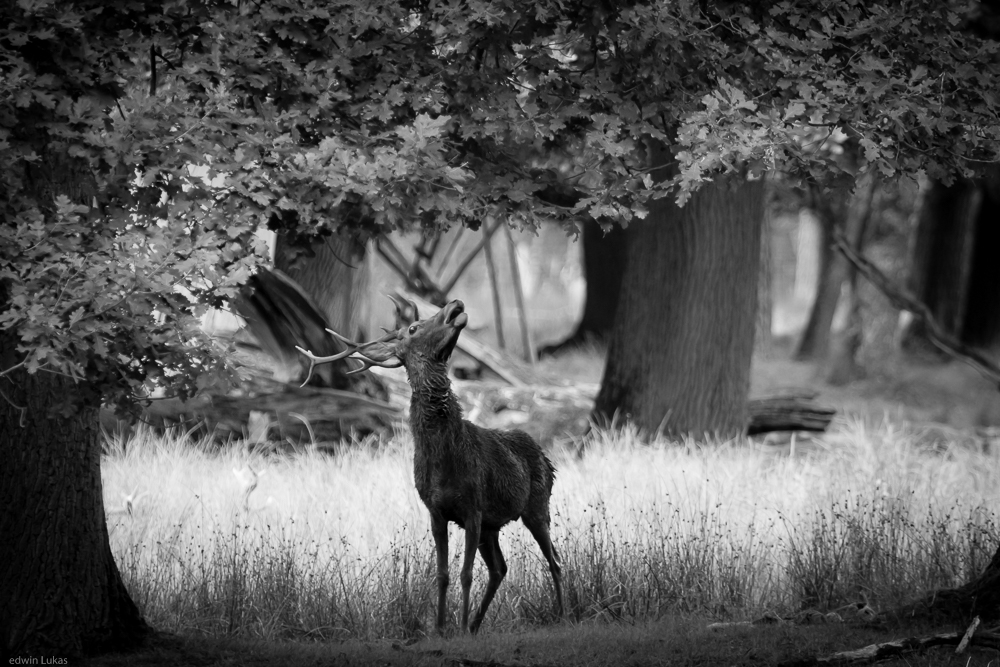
(1, 0, 998, 406)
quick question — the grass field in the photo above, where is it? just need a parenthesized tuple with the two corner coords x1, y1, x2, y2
(102, 414, 999, 657)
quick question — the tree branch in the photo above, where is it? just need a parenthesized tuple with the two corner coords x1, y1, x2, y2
(833, 229, 1000, 387)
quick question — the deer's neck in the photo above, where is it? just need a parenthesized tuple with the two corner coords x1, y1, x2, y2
(406, 357, 463, 440)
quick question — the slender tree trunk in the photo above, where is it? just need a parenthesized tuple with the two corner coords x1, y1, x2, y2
(794, 186, 847, 361)
(539, 218, 628, 356)
(0, 338, 148, 658)
(592, 163, 764, 439)
(825, 174, 877, 385)
(756, 199, 774, 357)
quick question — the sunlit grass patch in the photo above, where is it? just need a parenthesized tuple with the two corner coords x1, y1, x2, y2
(104, 418, 1000, 640)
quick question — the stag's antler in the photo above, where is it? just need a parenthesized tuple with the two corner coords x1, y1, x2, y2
(295, 328, 402, 386)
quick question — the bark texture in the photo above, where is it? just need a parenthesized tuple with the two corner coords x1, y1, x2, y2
(0, 347, 148, 657)
(592, 171, 764, 439)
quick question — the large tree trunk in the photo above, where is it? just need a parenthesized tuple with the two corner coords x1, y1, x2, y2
(592, 165, 764, 439)
(274, 231, 373, 343)
(539, 219, 628, 356)
(1, 152, 147, 657)
(0, 338, 148, 658)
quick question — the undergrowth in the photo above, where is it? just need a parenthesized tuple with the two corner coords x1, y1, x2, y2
(103, 418, 1000, 640)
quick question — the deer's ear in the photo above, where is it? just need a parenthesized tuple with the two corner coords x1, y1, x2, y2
(388, 293, 419, 328)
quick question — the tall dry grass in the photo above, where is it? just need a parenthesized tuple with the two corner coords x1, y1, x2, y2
(103, 417, 999, 639)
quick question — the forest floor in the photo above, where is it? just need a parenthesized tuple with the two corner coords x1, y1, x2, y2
(80, 341, 1000, 667)
(84, 617, 1000, 667)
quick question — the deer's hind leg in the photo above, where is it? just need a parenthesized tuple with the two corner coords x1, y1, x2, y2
(469, 528, 506, 634)
(523, 517, 564, 619)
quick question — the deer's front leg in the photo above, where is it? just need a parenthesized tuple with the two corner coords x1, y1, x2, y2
(430, 513, 449, 634)
(460, 511, 482, 632)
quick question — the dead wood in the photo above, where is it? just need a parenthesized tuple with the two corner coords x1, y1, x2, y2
(141, 382, 398, 439)
(956, 616, 981, 654)
(777, 626, 1000, 667)
(746, 394, 836, 435)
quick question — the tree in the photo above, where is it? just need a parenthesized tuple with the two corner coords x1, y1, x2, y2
(795, 171, 878, 371)
(2, 0, 999, 656)
(587, 1, 1000, 436)
(593, 167, 764, 437)
(902, 166, 1000, 354)
(539, 219, 628, 356)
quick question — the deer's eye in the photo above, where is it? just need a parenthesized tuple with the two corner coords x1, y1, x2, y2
(408, 324, 418, 335)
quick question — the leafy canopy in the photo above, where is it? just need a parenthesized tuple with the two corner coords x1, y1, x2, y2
(1, 0, 997, 408)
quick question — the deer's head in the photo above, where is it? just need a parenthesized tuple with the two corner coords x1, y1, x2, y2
(393, 299, 468, 364)
(295, 299, 468, 381)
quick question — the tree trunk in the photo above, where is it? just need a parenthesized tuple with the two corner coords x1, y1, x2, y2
(756, 199, 774, 357)
(900, 178, 981, 356)
(274, 231, 373, 342)
(825, 174, 877, 385)
(592, 165, 764, 439)
(0, 346, 148, 658)
(272, 230, 385, 395)
(959, 166, 1000, 350)
(1, 151, 147, 658)
(539, 218, 628, 356)
(794, 185, 848, 361)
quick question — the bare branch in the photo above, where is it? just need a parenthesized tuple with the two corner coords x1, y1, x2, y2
(833, 229, 1000, 387)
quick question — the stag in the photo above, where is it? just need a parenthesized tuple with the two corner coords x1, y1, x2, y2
(298, 299, 564, 633)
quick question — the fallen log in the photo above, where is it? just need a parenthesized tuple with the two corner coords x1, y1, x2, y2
(139, 383, 399, 442)
(746, 394, 836, 435)
(778, 626, 1000, 667)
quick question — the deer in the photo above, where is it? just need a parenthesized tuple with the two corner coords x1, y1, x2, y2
(297, 298, 564, 634)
